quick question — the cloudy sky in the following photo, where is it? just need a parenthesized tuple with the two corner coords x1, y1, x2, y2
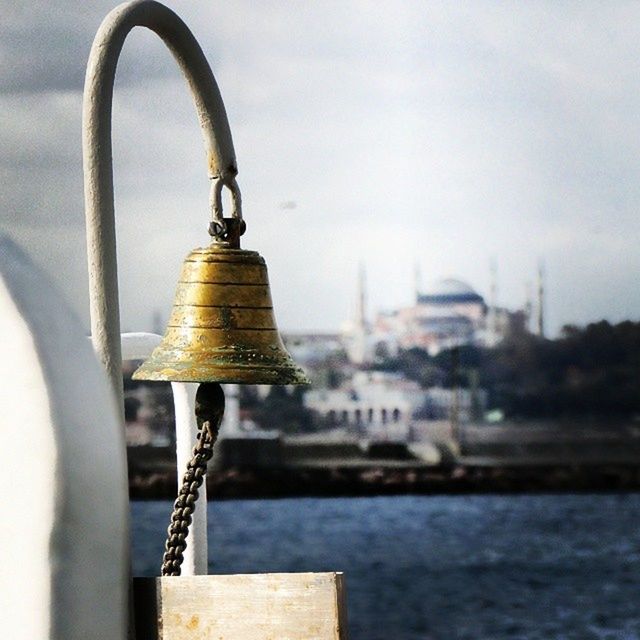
(2, 1, 640, 336)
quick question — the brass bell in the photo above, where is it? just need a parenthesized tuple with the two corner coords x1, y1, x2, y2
(133, 219, 308, 385)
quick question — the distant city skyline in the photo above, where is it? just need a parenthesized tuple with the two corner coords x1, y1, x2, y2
(2, 2, 640, 337)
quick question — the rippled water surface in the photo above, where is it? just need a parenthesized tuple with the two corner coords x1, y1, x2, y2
(132, 494, 640, 639)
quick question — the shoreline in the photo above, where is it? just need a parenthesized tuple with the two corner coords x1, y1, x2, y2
(129, 463, 640, 500)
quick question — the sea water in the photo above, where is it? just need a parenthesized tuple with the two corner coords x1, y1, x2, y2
(132, 494, 640, 640)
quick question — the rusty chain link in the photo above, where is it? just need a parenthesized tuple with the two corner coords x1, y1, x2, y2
(161, 383, 224, 576)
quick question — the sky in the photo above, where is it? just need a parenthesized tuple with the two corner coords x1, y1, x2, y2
(2, 1, 640, 337)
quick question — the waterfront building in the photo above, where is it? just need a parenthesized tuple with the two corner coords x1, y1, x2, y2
(417, 386, 488, 422)
(304, 371, 423, 440)
(304, 370, 488, 441)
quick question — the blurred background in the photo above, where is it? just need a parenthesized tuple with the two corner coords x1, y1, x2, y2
(3, 2, 640, 638)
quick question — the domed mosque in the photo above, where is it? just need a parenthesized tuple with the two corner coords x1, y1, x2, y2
(369, 276, 519, 358)
(395, 277, 486, 354)
(340, 266, 538, 364)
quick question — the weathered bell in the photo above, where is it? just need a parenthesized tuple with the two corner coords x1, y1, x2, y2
(133, 220, 308, 385)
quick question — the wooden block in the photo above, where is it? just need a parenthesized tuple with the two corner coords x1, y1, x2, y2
(133, 573, 348, 640)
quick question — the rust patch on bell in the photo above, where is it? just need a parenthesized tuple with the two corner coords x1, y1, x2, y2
(186, 614, 199, 631)
(219, 306, 235, 329)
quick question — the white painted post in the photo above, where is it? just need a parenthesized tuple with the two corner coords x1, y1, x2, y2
(121, 332, 207, 574)
(170, 382, 208, 574)
(0, 236, 128, 640)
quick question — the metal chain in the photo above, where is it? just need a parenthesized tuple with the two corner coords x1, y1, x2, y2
(161, 383, 224, 576)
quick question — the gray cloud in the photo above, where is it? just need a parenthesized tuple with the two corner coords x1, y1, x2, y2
(1, 1, 640, 335)
(0, 1, 185, 94)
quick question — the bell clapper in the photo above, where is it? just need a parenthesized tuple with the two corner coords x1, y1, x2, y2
(161, 383, 225, 576)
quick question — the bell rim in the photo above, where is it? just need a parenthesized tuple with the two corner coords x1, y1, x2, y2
(132, 361, 310, 385)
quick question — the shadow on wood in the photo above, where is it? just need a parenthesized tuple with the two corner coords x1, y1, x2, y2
(133, 573, 348, 640)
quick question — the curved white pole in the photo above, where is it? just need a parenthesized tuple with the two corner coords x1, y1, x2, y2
(121, 332, 206, 575)
(83, 0, 240, 413)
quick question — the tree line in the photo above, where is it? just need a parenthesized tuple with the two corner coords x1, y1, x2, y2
(379, 320, 640, 421)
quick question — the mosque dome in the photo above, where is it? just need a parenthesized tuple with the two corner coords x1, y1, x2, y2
(418, 278, 483, 304)
(426, 278, 478, 297)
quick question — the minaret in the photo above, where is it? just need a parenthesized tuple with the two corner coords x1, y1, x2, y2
(524, 281, 533, 332)
(537, 261, 545, 338)
(413, 262, 422, 304)
(347, 262, 370, 365)
(356, 262, 367, 331)
(487, 258, 498, 345)
(490, 257, 498, 320)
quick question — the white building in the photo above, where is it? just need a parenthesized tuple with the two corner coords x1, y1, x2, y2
(304, 370, 488, 440)
(419, 386, 488, 422)
(304, 371, 425, 440)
